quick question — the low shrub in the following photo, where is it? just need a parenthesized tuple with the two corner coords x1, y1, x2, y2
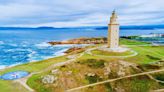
(79, 59, 105, 68)
(85, 74, 101, 84)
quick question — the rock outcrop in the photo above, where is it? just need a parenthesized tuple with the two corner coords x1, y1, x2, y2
(42, 75, 57, 84)
(48, 37, 107, 45)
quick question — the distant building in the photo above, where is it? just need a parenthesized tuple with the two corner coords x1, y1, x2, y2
(108, 11, 120, 48)
(140, 33, 164, 38)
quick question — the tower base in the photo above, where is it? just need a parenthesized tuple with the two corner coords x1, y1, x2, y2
(98, 45, 129, 52)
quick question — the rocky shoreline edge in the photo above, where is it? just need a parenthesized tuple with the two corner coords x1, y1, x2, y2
(48, 37, 107, 45)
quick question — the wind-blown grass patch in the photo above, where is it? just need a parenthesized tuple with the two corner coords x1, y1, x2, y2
(91, 49, 133, 56)
(27, 74, 52, 92)
(85, 74, 102, 84)
(120, 38, 151, 45)
(112, 76, 158, 92)
(78, 59, 105, 68)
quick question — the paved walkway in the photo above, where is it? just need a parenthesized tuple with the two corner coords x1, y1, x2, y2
(66, 69, 164, 92)
(15, 73, 35, 92)
(153, 89, 164, 92)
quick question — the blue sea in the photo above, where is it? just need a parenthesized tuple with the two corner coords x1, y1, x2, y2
(0, 27, 164, 69)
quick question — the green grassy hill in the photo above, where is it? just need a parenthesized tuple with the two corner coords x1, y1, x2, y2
(0, 39, 163, 92)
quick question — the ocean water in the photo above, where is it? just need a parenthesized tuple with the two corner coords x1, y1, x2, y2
(0, 28, 164, 69)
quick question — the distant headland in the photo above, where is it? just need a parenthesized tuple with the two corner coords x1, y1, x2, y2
(1, 25, 164, 30)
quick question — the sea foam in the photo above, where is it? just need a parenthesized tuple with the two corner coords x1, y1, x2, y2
(0, 65, 6, 69)
(35, 42, 51, 48)
(0, 41, 4, 45)
(53, 48, 68, 56)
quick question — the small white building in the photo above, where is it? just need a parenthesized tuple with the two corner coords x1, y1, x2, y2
(140, 33, 164, 38)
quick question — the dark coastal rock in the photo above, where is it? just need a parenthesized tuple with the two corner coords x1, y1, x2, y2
(64, 47, 84, 54)
(48, 37, 107, 45)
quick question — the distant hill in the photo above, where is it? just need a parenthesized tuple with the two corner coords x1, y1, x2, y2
(0, 27, 56, 30)
(95, 25, 164, 30)
(0, 25, 164, 30)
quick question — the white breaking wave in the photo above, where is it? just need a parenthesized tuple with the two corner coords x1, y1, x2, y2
(53, 44, 76, 47)
(0, 42, 90, 70)
(9, 63, 22, 67)
(0, 41, 4, 45)
(35, 42, 51, 48)
(5, 48, 29, 52)
(0, 65, 6, 69)
(53, 48, 69, 56)
(28, 48, 69, 62)
(9, 43, 17, 47)
(27, 50, 37, 62)
(0, 62, 26, 70)
(53, 44, 90, 48)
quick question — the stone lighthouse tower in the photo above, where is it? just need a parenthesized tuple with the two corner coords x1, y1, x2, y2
(108, 11, 120, 48)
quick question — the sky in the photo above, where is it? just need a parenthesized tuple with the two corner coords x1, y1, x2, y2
(0, 0, 164, 27)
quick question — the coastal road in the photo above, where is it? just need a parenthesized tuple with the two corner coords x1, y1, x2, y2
(153, 89, 164, 92)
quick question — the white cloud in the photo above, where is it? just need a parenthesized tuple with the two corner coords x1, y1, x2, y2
(0, 0, 163, 27)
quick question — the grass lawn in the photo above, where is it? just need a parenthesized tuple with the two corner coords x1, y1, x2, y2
(124, 46, 164, 64)
(22, 40, 164, 92)
(0, 39, 163, 92)
(80, 45, 164, 65)
(0, 56, 68, 75)
(120, 38, 151, 45)
(0, 56, 68, 92)
(152, 72, 164, 88)
(111, 76, 159, 92)
(91, 49, 133, 56)
(0, 80, 29, 92)
(27, 73, 52, 92)
(74, 76, 159, 92)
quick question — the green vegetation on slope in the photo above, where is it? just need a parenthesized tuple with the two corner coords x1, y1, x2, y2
(153, 72, 164, 86)
(124, 46, 164, 64)
(0, 56, 68, 92)
(27, 74, 52, 92)
(85, 74, 102, 84)
(78, 59, 105, 68)
(0, 80, 29, 92)
(25, 40, 164, 92)
(120, 38, 151, 45)
(0, 56, 68, 75)
(112, 76, 158, 92)
(0, 39, 163, 92)
(91, 49, 133, 56)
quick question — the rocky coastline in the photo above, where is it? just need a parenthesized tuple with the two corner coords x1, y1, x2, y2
(48, 37, 107, 45)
